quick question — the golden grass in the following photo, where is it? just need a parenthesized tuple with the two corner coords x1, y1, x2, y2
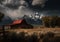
(6, 28, 60, 35)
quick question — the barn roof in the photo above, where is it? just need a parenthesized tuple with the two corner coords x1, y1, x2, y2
(12, 19, 23, 25)
(6, 19, 27, 25)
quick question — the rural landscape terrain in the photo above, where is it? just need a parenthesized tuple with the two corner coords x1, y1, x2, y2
(0, 0, 60, 42)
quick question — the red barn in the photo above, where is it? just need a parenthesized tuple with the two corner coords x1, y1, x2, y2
(4, 19, 33, 29)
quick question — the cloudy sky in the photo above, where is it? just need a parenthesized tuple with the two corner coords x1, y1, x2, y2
(0, 0, 60, 21)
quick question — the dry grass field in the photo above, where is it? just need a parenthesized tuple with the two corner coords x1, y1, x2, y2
(6, 28, 60, 36)
(0, 28, 60, 42)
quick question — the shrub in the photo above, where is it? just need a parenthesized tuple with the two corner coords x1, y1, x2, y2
(54, 36, 60, 42)
(42, 32, 55, 42)
(45, 32, 55, 38)
(17, 32, 26, 42)
(40, 34, 44, 39)
(30, 33, 39, 42)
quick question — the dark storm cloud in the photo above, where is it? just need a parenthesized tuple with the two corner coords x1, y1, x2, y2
(0, 0, 60, 10)
(1, 0, 28, 9)
(0, 0, 48, 9)
(0, 0, 60, 20)
(32, 0, 48, 8)
(0, 0, 34, 20)
(31, 0, 60, 10)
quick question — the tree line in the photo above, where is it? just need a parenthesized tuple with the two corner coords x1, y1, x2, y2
(42, 16, 60, 28)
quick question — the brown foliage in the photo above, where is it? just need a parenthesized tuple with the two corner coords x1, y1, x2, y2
(42, 16, 60, 28)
